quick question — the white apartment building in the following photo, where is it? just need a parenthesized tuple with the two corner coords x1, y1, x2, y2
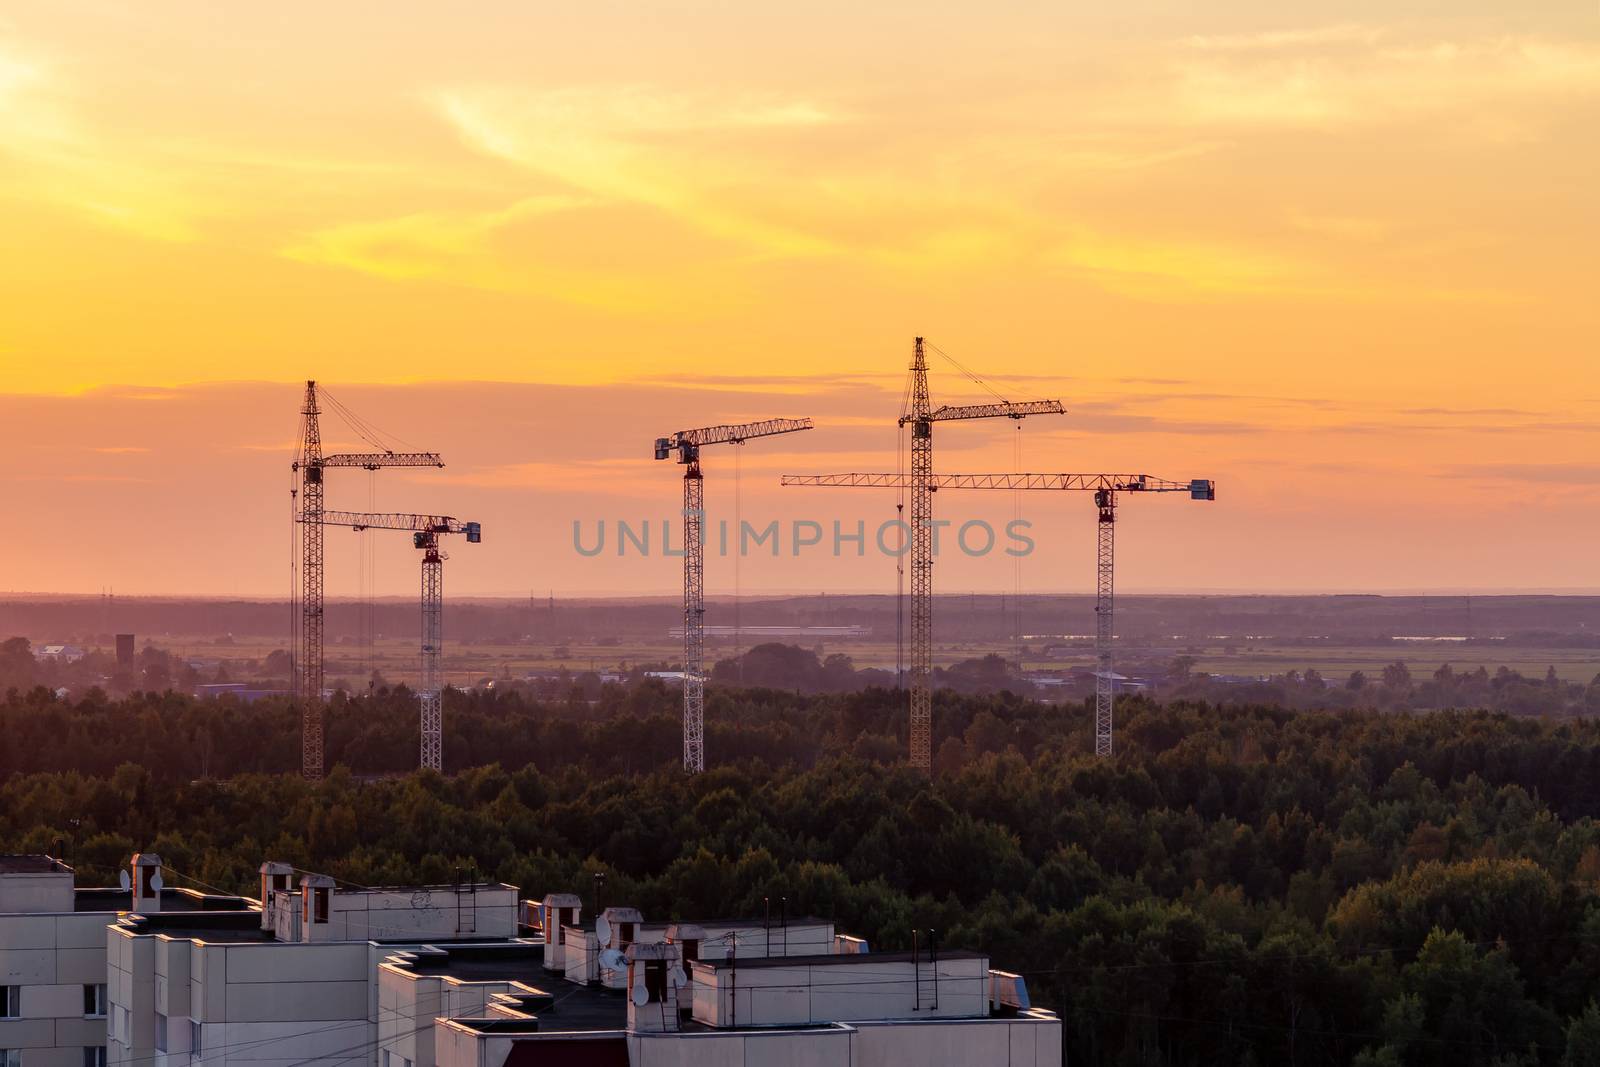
(0, 855, 254, 1067)
(106, 866, 519, 1067)
(6, 855, 1058, 1067)
(420, 892, 1060, 1067)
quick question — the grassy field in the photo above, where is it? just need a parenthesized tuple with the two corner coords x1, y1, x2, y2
(135, 633, 1600, 688)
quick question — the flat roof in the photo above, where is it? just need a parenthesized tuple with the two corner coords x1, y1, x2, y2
(0, 855, 70, 874)
(117, 911, 273, 941)
(390, 944, 626, 1033)
(77, 887, 256, 915)
(641, 916, 832, 930)
(336, 881, 515, 894)
(400, 945, 546, 982)
(697, 948, 987, 972)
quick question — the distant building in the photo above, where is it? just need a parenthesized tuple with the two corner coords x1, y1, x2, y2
(113, 636, 134, 667)
(192, 683, 287, 703)
(35, 645, 86, 664)
(667, 625, 870, 638)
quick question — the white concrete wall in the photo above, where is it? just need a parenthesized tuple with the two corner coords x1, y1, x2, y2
(304, 889, 518, 944)
(623, 1017, 1064, 1067)
(377, 966, 436, 1067)
(630, 1027, 854, 1067)
(688, 921, 834, 961)
(378, 964, 543, 1067)
(561, 928, 595, 986)
(109, 931, 376, 1067)
(850, 1015, 1063, 1067)
(0, 873, 75, 915)
(692, 956, 990, 1028)
(0, 908, 110, 1066)
(106, 928, 155, 1067)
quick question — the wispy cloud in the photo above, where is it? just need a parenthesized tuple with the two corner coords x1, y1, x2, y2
(1440, 463, 1600, 485)
(429, 85, 845, 259)
(1167, 29, 1600, 131)
(282, 194, 602, 294)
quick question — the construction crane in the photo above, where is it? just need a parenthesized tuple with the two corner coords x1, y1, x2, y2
(654, 418, 814, 773)
(292, 381, 444, 781)
(871, 338, 1065, 771)
(782, 472, 1214, 760)
(302, 511, 481, 772)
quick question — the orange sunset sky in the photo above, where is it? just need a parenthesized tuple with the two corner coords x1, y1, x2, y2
(1, 1, 1597, 599)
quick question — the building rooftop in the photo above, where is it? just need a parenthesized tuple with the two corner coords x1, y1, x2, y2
(388, 944, 627, 1034)
(77, 886, 255, 914)
(640, 915, 832, 930)
(0, 854, 71, 874)
(695, 948, 987, 971)
(117, 910, 274, 942)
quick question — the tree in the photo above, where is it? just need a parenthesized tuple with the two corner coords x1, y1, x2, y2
(1382, 661, 1412, 690)
(1347, 670, 1368, 691)
(1566, 1002, 1600, 1067)
(0, 636, 34, 690)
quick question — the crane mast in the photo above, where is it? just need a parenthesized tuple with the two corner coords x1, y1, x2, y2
(906, 341, 934, 773)
(782, 471, 1213, 761)
(292, 381, 445, 780)
(1094, 490, 1117, 757)
(302, 511, 479, 773)
(654, 417, 813, 773)
(419, 532, 445, 772)
(298, 383, 324, 780)
(893, 339, 1066, 771)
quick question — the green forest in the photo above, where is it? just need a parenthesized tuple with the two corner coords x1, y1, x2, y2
(7, 676, 1600, 1066)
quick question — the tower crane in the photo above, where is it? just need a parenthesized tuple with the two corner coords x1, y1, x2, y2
(300, 511, 481, 773)
(654, 418, 814, 773)
(292, 381, 445, 780)
(869, 338, 1065, 771)
(781, 472, 1214, 760)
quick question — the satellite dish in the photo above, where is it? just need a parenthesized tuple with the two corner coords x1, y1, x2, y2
(631, 980, 649, 1007)
(150, 872, 164, 892)
(598, 948, 626, 972)
(595, 915, 612, 944)
(668, 966, 688, 989)
(119, 870, 131, 890)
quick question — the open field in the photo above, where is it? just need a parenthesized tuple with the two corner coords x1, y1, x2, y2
(91, 631, 1600, 689)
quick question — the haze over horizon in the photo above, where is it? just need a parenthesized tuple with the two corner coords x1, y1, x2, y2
(3, 1, 1597, 598)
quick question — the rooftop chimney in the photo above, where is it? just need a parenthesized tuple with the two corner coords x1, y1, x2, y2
(299, 874, 335, 942)
(130, 853, 162, 913)
(259, 862, 294, 931)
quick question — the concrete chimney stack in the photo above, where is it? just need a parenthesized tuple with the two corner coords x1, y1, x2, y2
(259, 861, 294, 931)
(130, 853, 162, 913)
